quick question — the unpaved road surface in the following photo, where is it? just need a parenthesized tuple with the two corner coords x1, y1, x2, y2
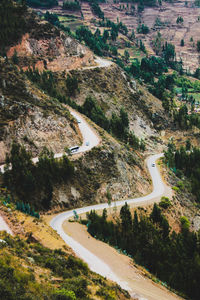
(81, 56, 113, 70)
(0, 215, 13, 235)
(49, 106, 181, 299)
(50, 153, 182, 300)
(64, 221, 181, 300)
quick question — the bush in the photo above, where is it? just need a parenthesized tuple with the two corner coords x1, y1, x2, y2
(177, 180, 184, 190)
(137, 24, 149, 34)
(159, 196, 172, 209)
(52, 289, 76, 300)
(96, 287, 116, 299)
(180, 216, 190, 230)
(172, 186, 179, 192)
(63, 1, 81, 11)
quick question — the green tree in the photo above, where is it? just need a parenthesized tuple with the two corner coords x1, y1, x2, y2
(12, 50, 19, 65)
(66, 75, 78, 97)
(186, 139, 191, 151)
(197, 40, 200, 52)
(180, 39, 184, 47)
(180, 216, 190, 230)
(124, 50, 130, 63)
(150, 203, 162, 223)
(176, 16, 184, 24)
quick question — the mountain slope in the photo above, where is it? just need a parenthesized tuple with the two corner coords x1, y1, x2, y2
(0, 58, 81, 163)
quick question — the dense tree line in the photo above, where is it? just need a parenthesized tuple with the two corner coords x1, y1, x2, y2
(89, 0, 104, 19)
(44, 11, 59, 26)
(99, 18, 128, 37)
(76, 26, 108, 56)
(128, 50, 185, 113)
(173, 104, 200, 130)
(129, 42, 178, 79)
(3, 143, 74, 210)
(76, 25, 121, 56)
(25, 68, 79, 98)
(16, 201, 40, 218)
(86, 203, 200, 299)
(75, 20, 128, 56)
(43, 11, 71, 34)
(0, 0, 27, 52)
(62, 0, 81, 11)
(165, 142, 200, 202)
(27, 0, 58, 8)
(129, 56, 173, 111)
(137, 23, 149, 34)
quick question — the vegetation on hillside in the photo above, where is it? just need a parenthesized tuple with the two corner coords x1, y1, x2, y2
(164, 140, 200, 202)
(85, 203, 200, 299)
(27, 0, 58, 8)
(62, 1, 81, 11)
(0, 0, 27, 52)
(3, 143, 74, 210)
(89, 0, 105, 19)
(75, 21, 128, 56)
(25, 68, 145, 149)
(0, 232, 129, 299)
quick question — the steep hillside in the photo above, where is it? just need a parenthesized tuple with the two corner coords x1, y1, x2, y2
(69, 64, 168, 134)
(35, 62, 168, 140)
(0, 57, 154, 212)
(3, 4, 94, 72)
(0, 1, 161, 213)
(53, 134, 152, 209)
(86, 0, 200, 72)
(0, 229, 130, 300)
(0, 58, 81, 163)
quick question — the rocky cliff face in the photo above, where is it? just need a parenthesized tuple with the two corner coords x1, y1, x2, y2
(0, 59, 81, 163)
(63, 64, 168, 140)
(6, 18, 95, 72)
(0, 6, 164, 210)
(52, 138, 151, 209)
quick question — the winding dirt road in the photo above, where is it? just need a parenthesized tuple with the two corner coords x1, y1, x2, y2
(0, 59, 181, 299)
(50, 110, 181, 300)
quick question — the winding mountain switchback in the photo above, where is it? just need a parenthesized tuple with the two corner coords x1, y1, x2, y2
(0, 88, 178, 299)
(50, 109, 180, 300)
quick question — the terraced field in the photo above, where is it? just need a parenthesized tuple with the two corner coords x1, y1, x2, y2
(32, 0, 200, 72)
(95, 0, 200, 72)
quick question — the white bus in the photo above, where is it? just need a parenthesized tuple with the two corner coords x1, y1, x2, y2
(69, 146, 79, 153)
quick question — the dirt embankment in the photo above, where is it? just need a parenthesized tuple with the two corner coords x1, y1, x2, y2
(58, 64, 168, 138)
(6, 20, 95, 72)
(0, 59, 82, 163)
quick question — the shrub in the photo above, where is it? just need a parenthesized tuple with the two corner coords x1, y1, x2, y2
(180, 216, 190, 230)
(62, 1, 81, 11)
(137, 24, 149, 34)
(172, 186, 179, 192)
(159, 196, 172, 209)
(52, 288, 76, 300)
(177, 180, 184, 190)
(96, 287, 116, 300)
